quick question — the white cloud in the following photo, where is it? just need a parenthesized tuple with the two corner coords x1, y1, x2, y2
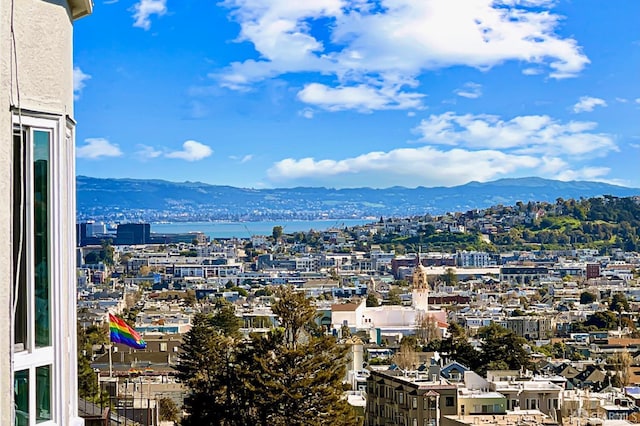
(230, 154, 254, 163)
(454, 82, 482, 99)
(298, 108, 315, 119)
(76, 138, 123, 159)
(267, 146, 541, 187)
(165, 140, 213, 161)
(266, 111, 618, 187)
(573, 96, 607, 113)
(522, 68, 543, 76)
(636, 98, 640, 104)
(218, 0, 589, 110)
(297, 83, 424, 111)
(73, 67, 91, 100)
(132, 0, 167, 30)
(414, 112, 617, 157)
(135, 144, 163, 161)
(553, 166, 611, 181)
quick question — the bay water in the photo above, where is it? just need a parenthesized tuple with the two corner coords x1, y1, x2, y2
(151, 219, 373, 239)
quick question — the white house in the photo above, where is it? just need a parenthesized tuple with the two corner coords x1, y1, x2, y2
(1, 1, 92, 425)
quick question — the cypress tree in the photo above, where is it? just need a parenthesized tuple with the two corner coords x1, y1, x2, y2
(176, 288, 359, 425)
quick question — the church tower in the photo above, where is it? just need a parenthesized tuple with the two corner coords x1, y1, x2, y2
(412, 251, 429, 312)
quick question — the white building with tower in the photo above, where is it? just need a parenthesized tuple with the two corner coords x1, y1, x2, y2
(331, 254, 447, 342)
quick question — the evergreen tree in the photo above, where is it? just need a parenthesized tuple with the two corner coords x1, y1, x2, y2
(211, 300, 242, 337)
(387, 288, 403, 305)
(77, 323, 108, 402)
(175, 314, 247, 426)
(176, 287, 358, 426)
(158, 397, 180, 422)
(580, 291, 596, 305)
(365, 293, 379, 307)
(440, 323, 481, 371)
(610, 293, 629, 313)
(478, 323, 529, 375)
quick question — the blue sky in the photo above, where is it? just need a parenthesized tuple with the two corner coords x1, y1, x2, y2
(73, 0, 640, 189)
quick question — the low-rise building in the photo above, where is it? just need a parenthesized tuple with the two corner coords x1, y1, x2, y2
(365, 369, 457, 426)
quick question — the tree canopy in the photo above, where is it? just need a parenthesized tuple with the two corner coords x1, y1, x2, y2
(176, 286, 358, 426)
(434, 322, 529, 375)
(610, 293, 629, 313)
(580, 291, 596, 305)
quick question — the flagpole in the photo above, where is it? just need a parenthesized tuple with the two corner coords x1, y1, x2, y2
(109, 344, 113, 378)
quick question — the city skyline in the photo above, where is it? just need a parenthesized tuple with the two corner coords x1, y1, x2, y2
(73, 0, 640, 189)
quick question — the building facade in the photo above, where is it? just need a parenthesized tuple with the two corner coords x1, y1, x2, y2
(1, 1, 92, 425)
(365, 370, 458, 426)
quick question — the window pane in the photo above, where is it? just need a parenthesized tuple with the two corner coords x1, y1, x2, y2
(36, 365, 52, 422)
(34, 130, 50, 347)
(13, 131, 28, 349)
(14, 369, 29, 426)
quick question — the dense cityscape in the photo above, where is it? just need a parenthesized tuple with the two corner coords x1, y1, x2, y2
(3, 1, 639, 426)
(76, 194, 640, 425)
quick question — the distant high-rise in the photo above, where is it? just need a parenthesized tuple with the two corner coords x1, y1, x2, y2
(116, 223, 151, 245)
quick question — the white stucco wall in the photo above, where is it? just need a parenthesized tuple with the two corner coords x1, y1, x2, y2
(0, 1, 80, 424)
(0, 0, 13, 420)
(8, 0, 75, 114)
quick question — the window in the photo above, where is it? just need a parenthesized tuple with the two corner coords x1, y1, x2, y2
(36, 365, 52, 422)
(12, 115, 64, 425)
(13, 125, 53, 350)
(159, 342, 168, 352)
(445, 396, 455, 407)
(14, 370, 28, 426)
(412, 397, 417, 409)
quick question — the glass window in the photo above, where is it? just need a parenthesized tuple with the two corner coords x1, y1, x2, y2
(445, 396, 454, 407)
(14, 370, 29, 426)
(13, 131, 28, 350)
(36, 365, 52, 422)
(12, 117, 60, 426)
(33, 130, 51, 348)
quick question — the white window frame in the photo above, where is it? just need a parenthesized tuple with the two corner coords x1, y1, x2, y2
(12, 113, 68, 426)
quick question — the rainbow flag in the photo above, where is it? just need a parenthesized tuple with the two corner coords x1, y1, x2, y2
(109, 314, 147, 349)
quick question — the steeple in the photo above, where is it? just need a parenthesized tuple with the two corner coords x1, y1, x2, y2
(412, 248, 428, 290)
(412, 248, 429, 311)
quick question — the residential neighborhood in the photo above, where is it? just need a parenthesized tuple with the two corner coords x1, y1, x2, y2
(77, 197, 640, 425)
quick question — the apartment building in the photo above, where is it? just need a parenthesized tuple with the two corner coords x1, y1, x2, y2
(486, 372, 563, 415)
(1, 1, 92, 425)
(505, 316, 554, 340)
(458, 251, 496, 268)
(365, 369, 458, 426)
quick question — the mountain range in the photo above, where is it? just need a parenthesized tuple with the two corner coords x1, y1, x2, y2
(76, 176, 640, 222)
